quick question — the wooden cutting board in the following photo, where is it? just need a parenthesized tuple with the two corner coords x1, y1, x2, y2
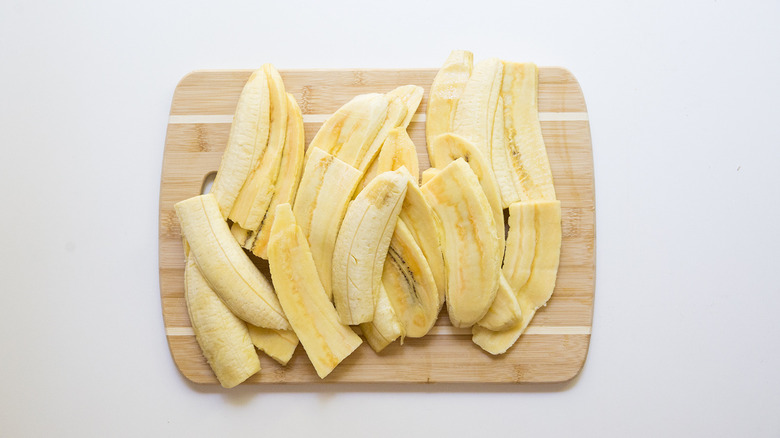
(160, 68, 595, 384)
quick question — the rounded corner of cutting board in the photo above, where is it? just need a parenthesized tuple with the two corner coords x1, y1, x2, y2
(159, 67, 595, 385)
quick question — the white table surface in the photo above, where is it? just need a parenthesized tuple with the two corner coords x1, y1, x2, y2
(1, 1, 778, 436)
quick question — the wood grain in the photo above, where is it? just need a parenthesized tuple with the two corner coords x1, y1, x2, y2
(159, 68, 595, 384)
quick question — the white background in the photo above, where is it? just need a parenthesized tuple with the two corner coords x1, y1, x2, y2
(1, 0, 778, 436)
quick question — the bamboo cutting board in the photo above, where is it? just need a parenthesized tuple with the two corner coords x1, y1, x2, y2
(160, 67, 595, 384)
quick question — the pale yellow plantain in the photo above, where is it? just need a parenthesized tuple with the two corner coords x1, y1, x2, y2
(472, 200, 561, 354)
(246, 325, 299, 366)
(356, 127, 419, 194)
(490, 95, 522, 207)
(429, 133, 504, 257)
(308, 93, 388, 167)
(211, 68, 270, 218)
(421, 159, 500, 327)
(500, 62, 556, 201)
(386, 84, 424, 129)
(185, 254, 260, 388)
(426, 50, 473, 155)
(268, 204, 362, 379)
(332, 170, 408, 325)
(475, 275, 521, 331)
(229, 64, 289, 230)
(231, 93, 305, 259)
(175, 194, 290, 330)
(382, 219, 440, 337)
(503, 201, 537, 292)
(397, 172, 445, 306)
(420, 168, 440, 185)
(359, 284, 404, 353)
(451, 58, 503, 161)
(292, 147, 362, 299)
(357, 85, 422, 172)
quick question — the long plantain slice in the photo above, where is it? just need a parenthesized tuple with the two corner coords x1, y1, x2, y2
(185, 254, 260, 388)
(422, 159, 501, 327)
(247, 326, 299, 366)
(268, 204, 363, 379)
(500, 62, 556, 201)
(211, 68, 270, 218)
(472, 200, 561, 354)
(426, 50, 473, 155)
(229, 64, 289, 230)
(292, 147, 362, 300)
(231, 92, 305, 259)
(175, 194, 290, 330)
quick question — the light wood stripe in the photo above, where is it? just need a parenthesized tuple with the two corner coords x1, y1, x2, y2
(166, 325, 591, 337)
(168, 112, 588, 125)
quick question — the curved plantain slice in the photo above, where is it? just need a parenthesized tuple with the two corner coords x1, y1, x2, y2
(426, 50, 473, 155)
(421, 159, 501, 327)
(451, 58, 503, 161)
(185, 254, 261, 388)
(356, 85, 423, 172)
(429, 133, 504, 258)
(268, 204, 363, 379)
(211, 68, 270, 218)
(246, 326, 299, 366)
(175, 194, 290, 330)
(397, 172, 445, 307)
(472, 200, 561, 354)
(476, 275, 521, 331)
(231, 93, 305, 259)
(386, 84, 424, 129)
(490, 95, 522, 207)
(383, 219, 440, 337)
(308, 93, 388, 168)
(359, 284, 404, 353)
(229, 64, 289, 230)
(500, 62, 556, 201)
(357, 127, 420, 194)
(332, 170, 408, 325)
(503, 201, 537, 292)
(292, 147, 363, 299)
(420, 167, 440, 185)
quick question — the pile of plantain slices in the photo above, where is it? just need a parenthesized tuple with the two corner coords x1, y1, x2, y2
(174, 51, 561, 387)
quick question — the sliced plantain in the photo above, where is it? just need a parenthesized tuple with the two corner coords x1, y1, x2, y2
(268, 203, 363, 379)
(421, 159, 501, 327)
(472, 200, 562, 354)
(420, 167, 440, 185)
(490, 95, 522, 207)
(175, 194, 290, 330)
(229, 64, 289, 230)
(451, 58, 503, 161)
(428, 133, 504, 258)
(332, 170, 408, 325)
(247, 326, 299, 366)
(357, 85, 423, 172)
(502, 200, 537, 292)
(382, 218, 440, 337)
(397, 172, 445, 306)
(211, 68, 270, 218)
(426, 50, 473, 155)
(185, 254, 260, 388)
(359, 284, 404, 353)
(475, 275, 521, 331)
(292, 147, 363, 299)
(386, 84, 424, 129)
(231, 92, 305, 259)
(356, 127, 419, 194)
(308, 93, 388, 168)
(500, 62, 556, 201)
